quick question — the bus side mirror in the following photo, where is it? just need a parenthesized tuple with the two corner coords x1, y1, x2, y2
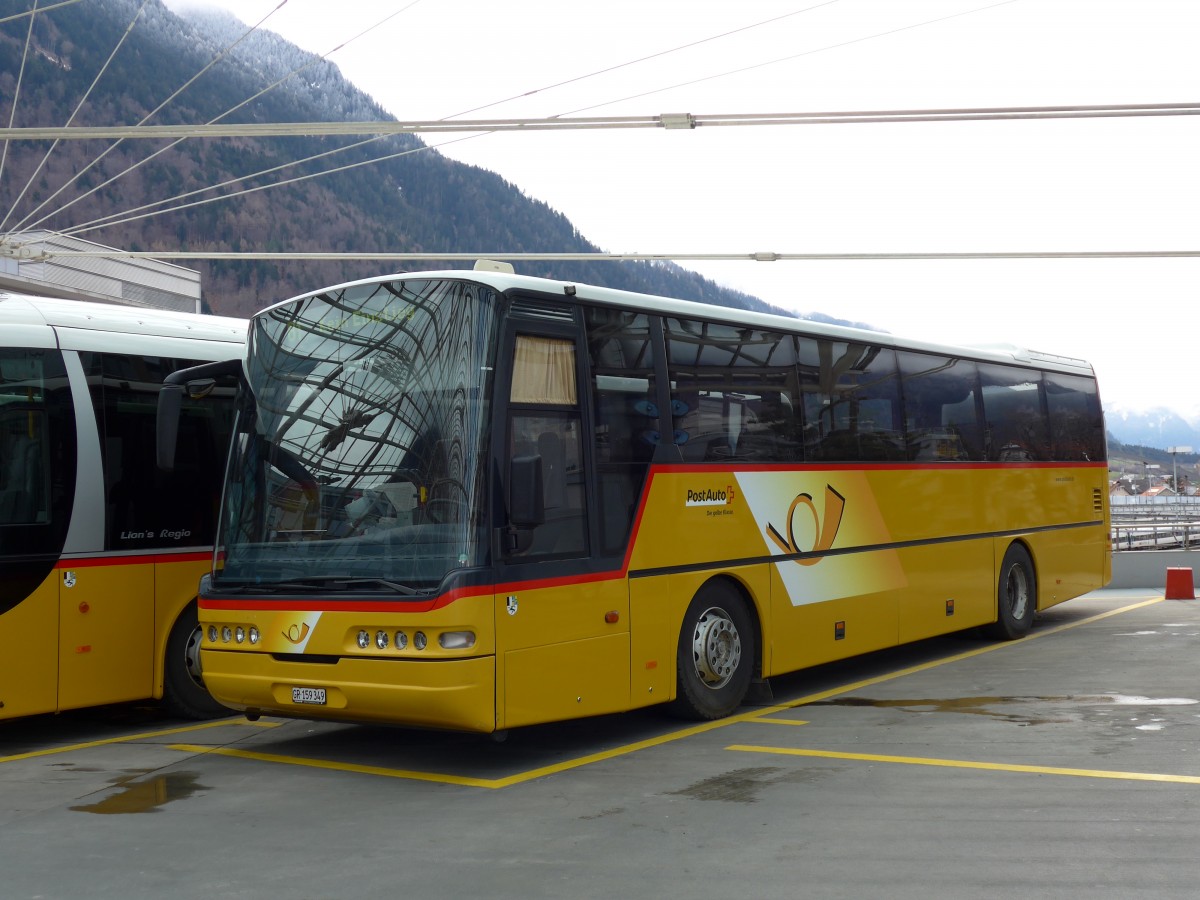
(505, 454, 544, 555)
(157, 383, 183, 472)
(157, 358, 245, 472)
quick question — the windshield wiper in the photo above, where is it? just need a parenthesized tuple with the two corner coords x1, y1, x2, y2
(217, 576, 426, 595)
(336, 577, 424, 595)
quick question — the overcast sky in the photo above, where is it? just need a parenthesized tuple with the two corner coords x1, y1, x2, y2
(168, 0, 1199, 417)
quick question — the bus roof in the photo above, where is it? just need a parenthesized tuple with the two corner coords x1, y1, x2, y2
(0, 293, 247, 344)
(264, 267, 1097, 378)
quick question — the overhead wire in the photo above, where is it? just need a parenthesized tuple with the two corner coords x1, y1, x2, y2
(62, 135, 481, 238)
(30, 250, 1200, 262)
(0, 0, 84, 26)
(16, 0, 424, 239)
(58, 0, 427, 238)
(561, 0, 1021, 116)
(0, 0, 39, 205)
(55, 0, 834, 238)
(6, 0, 296, 236)
(0, 0, 152, 234)
(46, 100, 1200, 239)
(449, 0, 841, 120)
(7, 0, 1187, 266)
(8, 102, 1199, 142)
(33, 0, 963, 239)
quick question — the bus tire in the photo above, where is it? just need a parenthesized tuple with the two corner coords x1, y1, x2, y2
(668, 582, 756, 720)
(162, 602, 230, 719)
(986, 543, 1037, 640)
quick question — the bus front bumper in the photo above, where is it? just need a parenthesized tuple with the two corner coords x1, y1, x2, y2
(200, 649, 497, 733)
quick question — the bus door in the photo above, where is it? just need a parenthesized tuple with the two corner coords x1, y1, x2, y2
(494, 305, 632, 729)
(0, 346, 76, 718)
(56, 351, 162, 710)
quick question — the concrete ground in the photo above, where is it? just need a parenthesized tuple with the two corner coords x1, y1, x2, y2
(4, 588, 1200, 900)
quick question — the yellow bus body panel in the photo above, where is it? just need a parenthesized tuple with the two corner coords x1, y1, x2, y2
(2, 555, 210, 719)
(495, 577, 630, 729)
(0, 573, 58, 719)
(57, 561, 154, 710)
(502, 633, 630, 728)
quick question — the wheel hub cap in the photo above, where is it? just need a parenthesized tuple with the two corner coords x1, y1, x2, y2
(691, 607, 741, 689)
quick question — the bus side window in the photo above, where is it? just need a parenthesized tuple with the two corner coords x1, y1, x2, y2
(979, 365, 1049, 462)
(798, 338, 904, 462)
(83, 352, 235, 550)
(0, 351, 60, 528)
(1045, 372, 1104, 461)
(664, 317, 799, 464)
(0, 413, 48, 524)
(898, 352, 984, 462)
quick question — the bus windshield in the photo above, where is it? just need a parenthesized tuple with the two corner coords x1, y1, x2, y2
(217, 278, 498, 594)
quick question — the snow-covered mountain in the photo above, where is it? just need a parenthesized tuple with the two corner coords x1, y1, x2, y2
(1106, 406, 1200, 451)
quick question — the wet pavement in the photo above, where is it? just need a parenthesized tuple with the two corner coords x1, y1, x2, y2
(3, 589, 1199, 899)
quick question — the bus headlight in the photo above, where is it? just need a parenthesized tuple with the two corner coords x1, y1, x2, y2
(235, 626, 245, 643)
(357, 630, 370, 649)
(413, 631, 427, 651)
(439, 631, 476, 650)
(208, 626, 218, 643)
(394, 631, 408, 650)
(375, 631, 389, 650)
(221, 626, 232, 643)
(248, 626, 260, 645)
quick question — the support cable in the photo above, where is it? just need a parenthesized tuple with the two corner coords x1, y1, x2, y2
(28, 249, 1200, 262)
(6, 0, 293, 236)
(0, 0, 152, 234)
(11, 0, 422, 237)
(0, 0, 39, 203)
(57, 0, 827, 237)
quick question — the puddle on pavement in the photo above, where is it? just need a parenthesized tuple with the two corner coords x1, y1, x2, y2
(809, 695, 1076, 725)
(670, 765, 831, 803)
(807, 694, 1199, 726)
(70, 771, 209, 815)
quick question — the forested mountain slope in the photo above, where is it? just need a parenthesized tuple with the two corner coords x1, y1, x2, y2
(0, 0, 816, 320)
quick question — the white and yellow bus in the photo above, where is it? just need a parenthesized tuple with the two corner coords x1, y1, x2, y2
(170, 267, 1109, 732)
(0, 294, 245, 721)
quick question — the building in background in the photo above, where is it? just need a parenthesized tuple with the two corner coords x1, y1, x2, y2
(0, 230, 200, 313)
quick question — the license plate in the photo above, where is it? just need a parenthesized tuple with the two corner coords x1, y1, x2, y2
(292, 687, 326, 705)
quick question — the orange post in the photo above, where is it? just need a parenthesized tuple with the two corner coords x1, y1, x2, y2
(1165, 567, 1196, 600)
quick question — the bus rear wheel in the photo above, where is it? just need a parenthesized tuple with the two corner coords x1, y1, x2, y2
(986, 543, 1037, 640)
(669, 582, 755, 720)
(163, 602, 231, 719)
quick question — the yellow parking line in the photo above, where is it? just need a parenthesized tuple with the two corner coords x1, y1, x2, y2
(173, 715, 754, 788)
(164, 597, 1163, 787)
(0, 717, 239, 764)
(750, 717, 810, 726)
(727, 744, 1200, 785)
(170, 743, 505, 788)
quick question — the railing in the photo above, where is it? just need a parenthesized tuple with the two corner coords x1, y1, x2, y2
(1111, 504, 1200, 551)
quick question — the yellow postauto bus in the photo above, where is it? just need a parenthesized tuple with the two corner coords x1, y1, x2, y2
(167, 267, 1110, 732)
(0, 294, 245, 721)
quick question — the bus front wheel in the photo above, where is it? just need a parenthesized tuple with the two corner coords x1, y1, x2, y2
(669, 582, 756, 720)
(163, 602, 232, 719)
(986, 543, 1037, 640)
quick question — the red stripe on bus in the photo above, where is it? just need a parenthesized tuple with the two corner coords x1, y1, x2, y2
(658, 460, 1108, 474)
(200, 569, 634, 614)
(55, 551, 211, 568)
